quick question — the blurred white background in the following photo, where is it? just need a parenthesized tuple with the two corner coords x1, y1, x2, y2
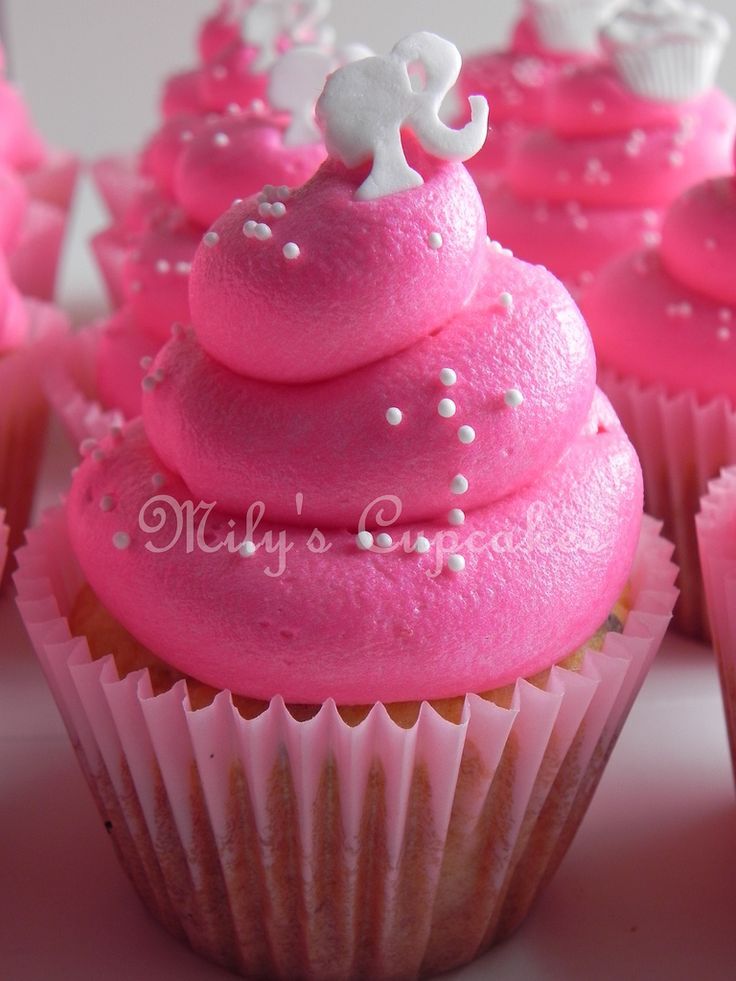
(3, 0, 736, 158)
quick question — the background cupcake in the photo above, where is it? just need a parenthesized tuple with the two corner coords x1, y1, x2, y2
(482, 0, 735, 292)
(459, 0, 623, 194)
(697, 467, 736, 776)
(580, 133, 736, 636)
(17, 33, 677, 979)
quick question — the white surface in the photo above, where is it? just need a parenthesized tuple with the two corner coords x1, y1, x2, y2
(4, 0, 736, 157)
(0, 182, 734, 978)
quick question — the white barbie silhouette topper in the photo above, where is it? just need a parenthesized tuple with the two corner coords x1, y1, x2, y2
(269, 43, 373, 146)
(316, 32, 490, 201)
(244, 0, 335, 73)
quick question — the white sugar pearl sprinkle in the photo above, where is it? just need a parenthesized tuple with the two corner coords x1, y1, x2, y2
(376, 533, 393, 548)
(271, 201, 286, 217)
(151, 473, 165, 489)
(428, 232, 443, 249)
(156, 259, 171, 274)
(356, 531, 374, 550)
(203, 231, 220, 247)
(451, 474, 469, 495)
(277, 185, 291, 199)
(239, 540, 256, 557)
(141, 376, 157, 392)
(447, 554, 466, 573)
(499, 291, 513, 310)
(413, 536, 431, 554)
(99, 495, 115, 512)
(439, 368, 457, 386)
(448, 508, 465, 526)
(504, 388, 524, 408)
(385, 407, 403, 425)
(112, 531, 130, 550)
(258, 202, 272, 217)
(457, 425, 476, 444)
(283, 242, 301, 260)
(243, 220, 257, 237)
(139, 355, 153, 370)
(254, 223, 272, 241)
(438, 398, 456, 418)
(213, 131, 230, 147)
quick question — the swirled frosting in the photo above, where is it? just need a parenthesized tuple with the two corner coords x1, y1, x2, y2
(95, 104, 326, 414)
(483, 58, 736, 286)
(71, 139, 642, 704)
(581, 140, 736, 402)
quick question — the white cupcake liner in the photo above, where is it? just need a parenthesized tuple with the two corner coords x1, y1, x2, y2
(0, 300, 68, 575)
(696, 467, 736, 777)
(14, 507, 676, 978)
(44, 324, 124, 447)
(599, 369, 736, 638)
(611, 38, 726, 101)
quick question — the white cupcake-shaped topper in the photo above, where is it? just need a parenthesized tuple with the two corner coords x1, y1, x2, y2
(601, 0, 731, 101)
(244, 0, 335, 73)
(528, 0, 627, 53)
(269, 43, 373, 146)
(316, 32, 490, 201)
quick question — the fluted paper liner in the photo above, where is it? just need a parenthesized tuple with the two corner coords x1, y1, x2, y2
(600, 368, 736, 639)
(45, 324, 124, 447)
(92, 153, 149, 224)
(697, 467, 736, 779)
(0, 301, 68, 574)
(15, 509, 676, 979)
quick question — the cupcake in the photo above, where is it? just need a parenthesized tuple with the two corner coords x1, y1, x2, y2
(482, 0, 735, 292)
(0, 509, 7, 581)
(580, 135, 736, 636)
(94, 0, 334, 224)
(55, 47, 348, 444)
(459, 0, 622, 194)
(17, 33, 677, 978)
(697, 467, 736, 774)
(0, 254, 67, 575)
(0, 43, 78, 300)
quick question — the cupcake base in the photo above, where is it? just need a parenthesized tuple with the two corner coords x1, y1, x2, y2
(600, 368, 736, 639)
(697, 467, 736, 780)
(15, 510, 676, 979)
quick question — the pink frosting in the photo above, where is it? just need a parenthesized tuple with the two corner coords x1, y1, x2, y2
(197, 1, 243, 64)
(70, 148, 642, 704)
(190, 144, 487, 382)
(459, 13, 595, 182)
(483, 62, 736, 286)
(0, 163, 29, 251)
(581, 163, 736, 404)
(96, 307, 160, 419)
(0, 80, 47, 172)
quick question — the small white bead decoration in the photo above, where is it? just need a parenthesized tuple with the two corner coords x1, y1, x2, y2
(385, 407, 403, 425)
(438, 398, 456, 418)
(376, 533, 393, 548)
(356, 531, 374, 550)
(448, 508, 465, 526)
(175, 261, 191, 275)
(179, 129, 194, 143)
(79, 438, 97, 456)
(283, 242, 301, 260)
(277, 186, 291, 199)
(258, 202, 273, 217)
(719, 309, 732, 323)
(447, 554, 465, 573)
(243, 220, 257, 237)
(451, 474, 469, 494)
(457, 425, 476, 444)
(499, 291, 513, 310)
(717, 326, 731, 341)
(156, 259, 171, 274)
(428, 232, 443, 250)
(271, 201, 287, 218)
(141, 376, 157, 392)
(439, 368, 457, 386)
(203, 231, 220, 247)
(99, 495, 115, 512)
(504, 388, 524, 408)
(239, 540, 257, 557)
(414, 535, 431, 554)
(139, 355, 153, 370)
(254, 223, 272, 240)
(151, 473, 165, 490)
(669, 150, 684, 167)
(213, 131, 230, 147)
(112, 532, 131, 550)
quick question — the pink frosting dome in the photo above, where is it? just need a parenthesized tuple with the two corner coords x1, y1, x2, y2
(71, 139, 642, 704)
(581, 152, 736, 403)
(483, 60, 736, 287)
